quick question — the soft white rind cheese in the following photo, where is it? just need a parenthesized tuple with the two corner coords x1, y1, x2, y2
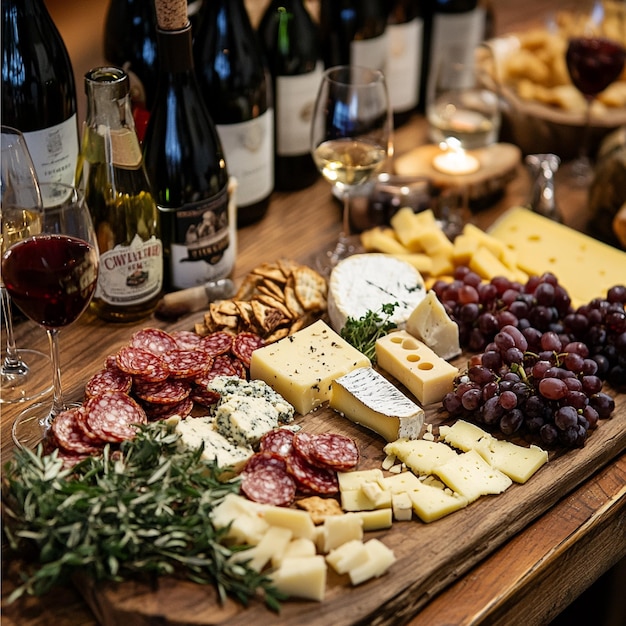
(327, 253, 426, 333)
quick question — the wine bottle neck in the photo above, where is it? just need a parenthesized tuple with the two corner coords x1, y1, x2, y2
(157, 25, 195, 74)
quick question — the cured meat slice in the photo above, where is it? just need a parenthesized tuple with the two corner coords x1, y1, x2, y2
(259, 428, 294, 458)
(285, 449, 339, 495)
(133, 379, 191, 405)
(170, 330, 204, 351)
(205, 354, 239, 380)
(161, 349, 212, 380)
(199, 331, 234, 357)
(84, 390, 148, 442)
(84, 367, 132, 398)
(143, 396, 194, 420)
(51, 407, 103, 455)
(309, 433, 359, 471)
(130, 328, 178, 356)
(229, 356, 247, 379)
(190, 386, 221, 408)
(243, 450, 288, 475)
(115, 346, 168, 381)
(240, 465, 296, 506)
(292, 431, 316, 462)
(232, 332, 264, 368)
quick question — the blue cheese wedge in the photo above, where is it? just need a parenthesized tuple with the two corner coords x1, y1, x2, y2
(327, 253, 426, 333)
(330, 367, 425, 442)
(214, 395, 283, 447)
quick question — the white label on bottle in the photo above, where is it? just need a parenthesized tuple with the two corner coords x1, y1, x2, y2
(216, 111, 274, 207)
(108, 128, 143, 169)
(350, 32, 388, 73)
(276, 62, 324, 157)
(96, 234, 163, 305)
(22, 114, 79, 205)
(427, 8, 486, 101)
(387, 18, 423, 113)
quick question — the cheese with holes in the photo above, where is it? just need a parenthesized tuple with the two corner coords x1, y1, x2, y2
(375, 331, 458, 405)
(439, 419, 492, 452)
(249, 319, 370, 415)
(407, 482, 469, 522)
(330, 367, 425, 442)
(405, 290, 461, 360)
(326, 253, 426, 333)
(488, 206, 626, 305)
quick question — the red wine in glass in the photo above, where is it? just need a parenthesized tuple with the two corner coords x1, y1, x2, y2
(566, 37, 626, 97)
(2, 235, 98, 328)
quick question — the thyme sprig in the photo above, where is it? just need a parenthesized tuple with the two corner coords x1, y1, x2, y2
(340, 302, 399, 362)
(2, 421, 285, 611)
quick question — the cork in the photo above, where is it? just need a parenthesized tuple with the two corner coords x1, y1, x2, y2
(154, 0, 189, 31)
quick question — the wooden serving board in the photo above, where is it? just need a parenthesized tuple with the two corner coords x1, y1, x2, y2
(75, 367, 626, 626)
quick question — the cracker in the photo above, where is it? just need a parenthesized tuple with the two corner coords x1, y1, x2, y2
(293, 266, 327, 311)
(296, 496, 344, 524)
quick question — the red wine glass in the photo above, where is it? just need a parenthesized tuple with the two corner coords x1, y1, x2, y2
(2, 182, 99, 448)
(564, 2, 626, 185)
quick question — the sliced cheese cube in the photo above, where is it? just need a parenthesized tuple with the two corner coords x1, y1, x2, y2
(348, 539, 396, 586)
(405, 290, 461, 361)
(341, 488, 380, 512)
(476, 439, 549, 484)
(439, 420, 494, 452)
(230, 525, 293, 572)
(462, 222, 507, 258)
(452, 233, 479, 266)
(385, 438, 458, 475)
(326, 539, 369, 575)
(375, 331, 458, 405)
(272, 537, 317, 568)
(391, 492, 413, 521)
(210, 494, 269, 545)
(429, 251, 454, 277)
(379, 470, 422, 494)
(361, 227, 410, 255)
(361, 480, 392, 508)
(413, 226, 454, 256)
(390, 253, 434, 275)
(407, 482, 469, 522)
(354, 508, 393, 531)
(249, 320, 370, 415)
(263, 506, 316, 540)
(320, 513, 363, 553)
(330, 367, 425, 442)
(270, 555, 327, 602)
(338, 468, 384, 491)
(469, 245, 518, 282)
(434, 449, 512, 503)
(390, 207, 437, 252)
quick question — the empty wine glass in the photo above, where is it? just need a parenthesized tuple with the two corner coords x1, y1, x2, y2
(311, 65, 392, 274)
(0, 125, 52, 405)
(564, 0, 626, 186)
(3, 182, 99, 448)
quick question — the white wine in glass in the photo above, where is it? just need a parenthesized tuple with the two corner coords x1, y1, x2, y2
(311, 65, 392, 274)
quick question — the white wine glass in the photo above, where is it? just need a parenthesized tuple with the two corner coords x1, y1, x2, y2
(0, 125, 53, 405)
(2, 182, 99, 449)
(311, 65, 392, 274)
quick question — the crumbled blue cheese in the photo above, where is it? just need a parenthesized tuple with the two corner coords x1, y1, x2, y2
(215, 395, 283, 447)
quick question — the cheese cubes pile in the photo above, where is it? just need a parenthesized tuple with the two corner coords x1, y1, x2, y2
(360, 207, 529, 283)
(339, 420, 548, 524)
(211, 493, 396, 601)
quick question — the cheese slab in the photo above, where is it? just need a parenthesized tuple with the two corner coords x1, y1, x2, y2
(384, 438, 459, 475)
(330, 367, 425, 442)
(407, 482, 469, 523)
(326, 253, 426, 333)
(375, 331, 458, 405)
(488, 206, 626, 305)
(249, 319, 370, 415)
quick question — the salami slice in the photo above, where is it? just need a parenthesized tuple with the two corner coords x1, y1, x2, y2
(161, 349, 212, 380)
(55, 448, 91, 469)
(85, 367, 132, 398)
(243, 450, 288, 475)
(84, 390, 148, 442)
(232, 332, 264, 368)
(170, 330, 204, 351)
(207, 354, 239, 379)
(143, 396, 194, 420)
(115, 346, 168, 381)
(190, 386, 221, 408)
(130, 328, 178, 356)
(285, 449, 339, 495)
(292, 431, 316, 462)
(133, 379, 191, 405)
(259, 428, 294, 458)
(199, 331, 234, 357)
(241, 466, 296, 506)
(51, 407, 103, 455)
(309, 433, 359, 471)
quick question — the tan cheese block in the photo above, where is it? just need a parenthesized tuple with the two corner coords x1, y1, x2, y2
(263, 506, 317, 540)
(354, 508, 393, 531)
(326, 539, 370, 575)
(469, 245, 518, 282)
(269, 555, 327, 601)
(360, 227, 409, 255)
(379, 470, 422, 494)
(320, 513, 364, 553)
(348, 539, 396, 586)
(271, 537, 317, 569)
(439, 419, 494, 452)
(389, 207, 438, 251)
(384, 438, 459, 475)
(407, 482, 469, 523)
(230, 525, 293, 572)
(375, 331, 458, 405)
(249, 319, 370, 415)
(391, 492, 413, 521)
(338, 468, 384, 491)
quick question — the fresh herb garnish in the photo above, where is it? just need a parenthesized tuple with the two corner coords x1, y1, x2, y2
(2, 421, 285, 611)
(340, 302, 399, 362)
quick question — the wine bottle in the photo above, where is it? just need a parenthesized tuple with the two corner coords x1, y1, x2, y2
(143, 0, 234, 292)
(420, 0, 487, 109)
(258, 0, 323, 191)
(193, 0, 274, 227)
(386, 0, 424, 127)
(76, 67, 163, 322)
(318, 0, 388, 71)
(1, 0, 78, 201)
(103, 0, 159, 142)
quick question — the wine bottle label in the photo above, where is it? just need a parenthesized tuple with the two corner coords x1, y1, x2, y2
(216, 111, 274, 207)
(109, 128, 143, 169)
(387, 18, 423, 113)
(350, 32, 388, 73)
(95, 235, 163, 306)
(276, 62, 324, 157)
(163, 183, 235, 289)
(23, 114, 79, 206)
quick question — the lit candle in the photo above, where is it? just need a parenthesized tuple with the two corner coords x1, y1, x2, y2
(432, 145, 480, 176)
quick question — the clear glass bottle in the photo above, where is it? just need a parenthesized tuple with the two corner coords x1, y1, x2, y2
(76, 67, 163, 322)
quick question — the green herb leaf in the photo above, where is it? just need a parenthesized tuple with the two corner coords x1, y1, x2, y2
(340, 302, 399, 362)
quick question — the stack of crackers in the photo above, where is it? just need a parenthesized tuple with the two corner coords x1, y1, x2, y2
(195, 259, 328, 343)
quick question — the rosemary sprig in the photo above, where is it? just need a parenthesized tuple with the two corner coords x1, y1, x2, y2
(2, 421, 285, 611)
(340, 302, 399, 362)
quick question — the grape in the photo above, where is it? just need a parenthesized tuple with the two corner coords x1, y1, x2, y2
(494, 331, 515, 352)
(539, 377, 568, 400)
(481, 396, 504, 424)
(581, 375, 602, 395)
(554, 406, 578, 430)
(535, 282, 555, 305)
(590, 392, 615, 418)
(540, 331, 562, 352)
(461, 388, 482, 411)
(540, 423, 558, 445)
(500, 409, 523, 435)
(501, 324, 528, 351)
(563, 352, 584, 372)
(443, 392, 462, 415)
(459, 284, 479, 304)
(498, 390, 518, 410)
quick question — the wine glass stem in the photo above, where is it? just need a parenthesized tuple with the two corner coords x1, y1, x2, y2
(341, 190, 351, 240)
(1, 285, 25, 372)
(47, 328, 64, 418)
(579, 97, 593, 162)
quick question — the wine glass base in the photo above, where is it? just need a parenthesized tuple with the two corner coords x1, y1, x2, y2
(0, 348, 53, 405)
(313, 235, 359, 277)
(11, 400, 81, 450)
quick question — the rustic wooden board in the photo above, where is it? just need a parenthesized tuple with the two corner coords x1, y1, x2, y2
(74, 366, 626, 626)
